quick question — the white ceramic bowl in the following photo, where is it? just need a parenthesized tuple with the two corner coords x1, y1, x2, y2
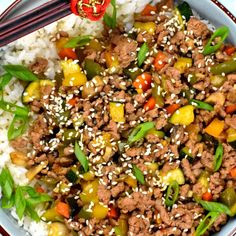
(0, 0, 236, 235)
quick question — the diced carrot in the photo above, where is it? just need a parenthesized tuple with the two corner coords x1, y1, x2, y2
(55, 202, 70, 218)
(141, 4, 157, 16)
(224, 46, 236, 56)
(204, 118, 224, 138)
(166, 104, 180, 115)
(36, 186, 44, 193)
(133, 72, 152, 92)
(153, 52, 167, 71)
(202, 192, 213, 201)
(58, 48, 78, 60)
(230, 167, 236, 178)
(107, 204, 119, 219)
(68, 97, 78, 107)
(225, 104, 236, 114)
(144, 96, 156, 111)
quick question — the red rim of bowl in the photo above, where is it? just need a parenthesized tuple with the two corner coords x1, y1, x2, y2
(0, 0, 236, 235)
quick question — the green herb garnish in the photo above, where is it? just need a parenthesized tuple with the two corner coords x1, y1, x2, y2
(0, 73, 12, 90)
(189, 99, 214, 111)
(177, 1, 193, 21)
(103, 0, 117, 29)
(3, 65, 38, 81)
(132, 164, 145, 185)
(0, 100, 29, 117)
(64, 35, 92, 48)
(165, 181, 179, 207)
(138, 43, 149, 67)
(75, 142, 89, 172)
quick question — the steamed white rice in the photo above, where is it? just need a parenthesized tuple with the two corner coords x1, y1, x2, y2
(0, 1, 160, 235)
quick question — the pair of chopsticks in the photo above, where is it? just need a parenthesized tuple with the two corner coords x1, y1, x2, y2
(0, 0, 71, 47)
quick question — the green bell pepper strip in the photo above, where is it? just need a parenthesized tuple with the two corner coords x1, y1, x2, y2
(165, 180, 179, 207)
(203, 26, 229, 55)
(213, 143, 223, 172)
(128, 122, 154, 144)
(211, 59, 236, 75)
(189, 99, 214, 111)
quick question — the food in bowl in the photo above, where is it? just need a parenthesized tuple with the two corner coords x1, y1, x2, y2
(0, 0, 236, 235)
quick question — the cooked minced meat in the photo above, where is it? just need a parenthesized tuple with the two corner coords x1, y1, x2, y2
(3, 0, 236, 235)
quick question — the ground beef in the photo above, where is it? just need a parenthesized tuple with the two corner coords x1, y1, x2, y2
(29, 57, 48, 74)
(97, 184, 111, 205)
(225, 115, 236, 129)
(209, 172, 225, 200)
(128, 214, 151, 236)
(10, 136, 30, 153)
(187, 17, 210, 39)
(111, 182, 125, 198)
(213, 213, 228, 231)
(181, 158, 196, 183)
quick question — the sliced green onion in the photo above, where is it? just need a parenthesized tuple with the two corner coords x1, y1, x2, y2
(3, 65, 38, 81)
(213, 143, 223, 172)
(64, 35, 92, 48)
(198, 200, 233, 216)
(1, 195, 14, 209)
(203, 26, 229, 55)
(165, 180, 179, 207)
(103, 0, 117, 29)
(138, 43, 149, 67)
(189, 99, 214, 111)
(195, 211, 220, 236)
(0, 100, 29, 117)
(0, 167, 14, 200)
(132, 164, 145, 185)
(15, 187, 26, 219)
(25, 202, 40, 222)
(75, 142, 89, 172)
(0, 73, 12, 90)
(128, 122, 154, 144)
(8, 115, 29, 140)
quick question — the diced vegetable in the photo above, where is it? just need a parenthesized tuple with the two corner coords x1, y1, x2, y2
(58, 48, 78, 60)
(26, 161, 48, 181)
(133, 72, 152, 92)
(66, 168, 78, 183)
(124, 175, 137, 188)
(92, 203, 109, 219)
(204, 118, 224, 138)
(177, 1, 193, 21)
(82, 171, 95, 181)
(141, 4, 157, 16)
(48, 222, 69, 236)
(166, 104, 180, 115)
(78, 205, 92, 219)
(82, 75, 104, 98)
(169, 105, 195, 126)
(197, 171, 210, 195)
(210, 75, 226, 87)
(61, 59, 87, 87)
(213, 143, 223, 172)
(132, 164, 145, 185)
(146, 128, 165, 138)
(79, 179, 99, 204)
(220, 188, 236, 208)
(128, 122, 154, 144)
(224, 45, 236, 56)
(165, 181, 179, 207)
(144, 96, 156, 111)
(211, 59, 236, 75)
(86, 39, 103, 52)
(229, 167, 236, 178)
(55, 202, 70, 218)
(124, 67, 142, 81)
(55, 37, 69, 51)
(10, 151, 28, 167)
(64, 35, 92, 48)
(110, 102, 125, 122)
(104, 51, 120, 74)
(138, 43, 149, 67)
(174, 57, 192, 73)
(153, 51, 167, 71)
(160, 168, 185, 185)
(75, 142, 89, 172)
(41, 207, 64, 222)
(152, 82, 165, 107)
(62, 129, 79, 141)
(134, 22, 156, 35)
(174, 8, 184, 30)
(205, 92, 225, 106)
(179, 147, 193, 160)
(203, 26, 229, 55)
(84, 59, 103, 80)
(189, 99, 214, 111)
(226, 128, 236, 149)
(202, 192, 213, 201)
(225, 104, 236, 114)
(107, 204, 119, 219)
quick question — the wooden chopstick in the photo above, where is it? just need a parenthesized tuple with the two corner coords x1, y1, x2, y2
(0, 0, 71, 47)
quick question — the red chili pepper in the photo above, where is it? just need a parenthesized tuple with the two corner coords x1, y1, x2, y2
(144, 96, 156, 111)
(202, 192, 213, 201)
(153, 51, 167, 71)
(225, 104, 236, 114)
(68, 97, 78, 106)
(107, 204, 119, 219)
(70, 0, 111, 21)
(35, 186, 44, 193)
